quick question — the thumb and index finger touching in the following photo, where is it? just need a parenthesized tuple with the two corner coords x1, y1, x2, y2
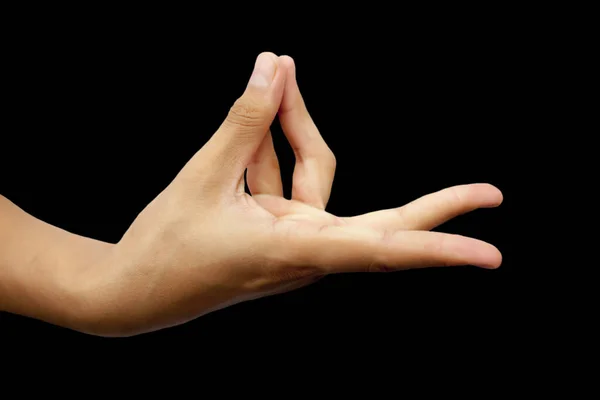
(180, 52, 502, 274)
(183, 51, 334, 211)
(247, 56, 336, 210)
(182, 52, 286, 189)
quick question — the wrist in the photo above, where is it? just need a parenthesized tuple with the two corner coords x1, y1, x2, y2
(1, 235, 115, 333)
(62, 239, 166, 337)
(69, 236, 236, 337)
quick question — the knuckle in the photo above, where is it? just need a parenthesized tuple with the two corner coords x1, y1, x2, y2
(261, 223, 326, 282)
(366, 231, 394, 272)
(323, 146, 336, 169)
(311, 143, 336, 171)
(366, 257, 393, 273)
(393, 205, 416, 229)
(274, 264, 322, 282)
(446, 186, 464, 207)
(268, 151, 280, 169)
(227, 97, 270, 129)
(426, 234, 447, 256)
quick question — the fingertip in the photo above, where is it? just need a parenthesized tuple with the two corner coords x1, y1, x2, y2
(247, 52, 285, 93)
(481, 183, 503, 206)
(495, 186, 504, 206)
(279, 55, 295, 70)
(483, 245, 503, 269)
(254, 52, 280, 78)
(265, 54, 287, 102)
(472, 240, 502, 269)
(278, 56, 302, 115)
(494, 252, 503, 269)
(258, 51, 279, 61)
(467, 183, 504, 207)
(452, 234, 502, 270)
(279, 55, 297, 83)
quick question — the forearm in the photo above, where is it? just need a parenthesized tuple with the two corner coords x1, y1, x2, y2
(0, 195, 113, 328)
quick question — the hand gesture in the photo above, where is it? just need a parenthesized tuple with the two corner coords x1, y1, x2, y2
(80, 53, 502, 336)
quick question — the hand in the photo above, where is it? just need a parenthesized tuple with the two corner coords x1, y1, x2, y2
(77, 53, 502, 337)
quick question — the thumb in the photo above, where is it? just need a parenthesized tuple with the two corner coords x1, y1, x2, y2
(192, 52, 286, 187)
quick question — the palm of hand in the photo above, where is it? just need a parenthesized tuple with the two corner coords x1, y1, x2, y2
(249, 183, 502, 272)
(214, 54, 503, 298)
(232, 178, 502, 301)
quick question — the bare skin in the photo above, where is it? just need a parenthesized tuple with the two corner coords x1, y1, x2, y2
(0, 53, 503, 336)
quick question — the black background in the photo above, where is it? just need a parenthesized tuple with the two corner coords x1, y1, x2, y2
(0, 11, 523, 353)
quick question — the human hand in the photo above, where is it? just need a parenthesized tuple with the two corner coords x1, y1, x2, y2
(77, 52, 502, 336)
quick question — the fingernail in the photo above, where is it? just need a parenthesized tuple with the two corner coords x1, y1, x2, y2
(248, 53, 276, 88)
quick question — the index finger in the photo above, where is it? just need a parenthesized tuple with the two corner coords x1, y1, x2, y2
(278, 55, 336, 209)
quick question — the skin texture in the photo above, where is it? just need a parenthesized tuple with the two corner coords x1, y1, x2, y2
(0, 52, 503, 336)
